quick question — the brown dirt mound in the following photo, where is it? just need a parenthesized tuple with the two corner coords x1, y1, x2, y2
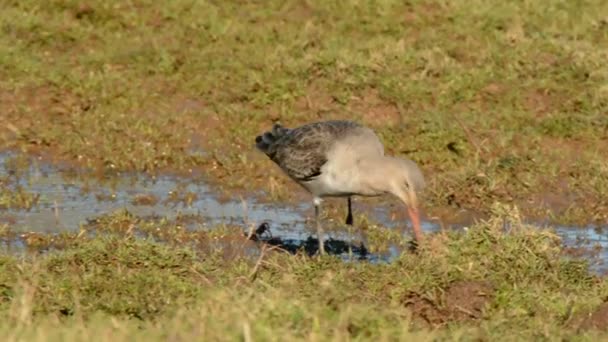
(403, 295, 445, 326)
(403, 280, 494, 327)
(573, 302, 608, 332)
(444, 280, 494, 321)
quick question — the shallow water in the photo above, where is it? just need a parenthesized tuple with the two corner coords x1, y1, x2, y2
(0, 153, 606, 273)
(554, 226, 608, 273)
(1, 154, 304, 236)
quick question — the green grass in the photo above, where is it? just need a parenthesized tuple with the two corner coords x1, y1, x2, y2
(0, 183, 39, 210)
(0, 0, 606, 221)
(0, 2, 607, 339)
(0, 204, 606, 341)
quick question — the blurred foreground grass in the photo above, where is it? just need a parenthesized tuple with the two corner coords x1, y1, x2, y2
(0, 205, 607, 341)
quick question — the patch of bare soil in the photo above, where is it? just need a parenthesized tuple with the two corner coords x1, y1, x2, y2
(0, 83, 215, 175)
(444, 280, 494, 321)
(2, 86, 118, 173)
(292, 85, 402, 127)
(571, 302, 608, 332)
(404, 295, 445, 326)
(524, 88, 556, 116)
(293, 82, 339, 119)
(403, 280, 494, 327)
(403, 1, 446, 25)
(348, 89, 401, 127)
(0, 85, 84, 119)
(282, 0, 315, 22)
(0, 85, 86, 154)
(482, 82, 507, 96)
(478, 82, 508, 102)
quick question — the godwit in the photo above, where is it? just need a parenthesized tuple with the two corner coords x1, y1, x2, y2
(255, 120, 425, 255)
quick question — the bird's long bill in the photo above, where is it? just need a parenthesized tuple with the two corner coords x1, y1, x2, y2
(407, 206, 423, 243)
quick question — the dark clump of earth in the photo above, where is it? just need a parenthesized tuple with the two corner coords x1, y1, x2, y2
(570, 301, 608, 332)
(402, 280, 495, 327)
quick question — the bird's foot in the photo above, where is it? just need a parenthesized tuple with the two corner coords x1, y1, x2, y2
(407, 239, 420, 253)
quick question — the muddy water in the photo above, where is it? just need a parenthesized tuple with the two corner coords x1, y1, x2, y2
(0, 153, 606, 273)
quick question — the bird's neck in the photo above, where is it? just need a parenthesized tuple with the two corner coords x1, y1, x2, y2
(355, 155, 399, 196)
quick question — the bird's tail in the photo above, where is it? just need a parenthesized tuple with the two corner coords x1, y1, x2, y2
(255, 123, 289, 155)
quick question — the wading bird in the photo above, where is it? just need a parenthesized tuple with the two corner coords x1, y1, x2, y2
(255, 120, 425, 255)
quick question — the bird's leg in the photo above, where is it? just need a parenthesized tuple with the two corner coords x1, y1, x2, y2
(314, 198, 325, 255)
(346, 197, 353, 259)
(345, 197, 353, 225)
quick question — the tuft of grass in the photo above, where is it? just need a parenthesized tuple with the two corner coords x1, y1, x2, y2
(0, 177, 40, 210)
(0, 185, 39, 210)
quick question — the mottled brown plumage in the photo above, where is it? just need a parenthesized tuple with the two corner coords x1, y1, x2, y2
(256, 120, 362, 182)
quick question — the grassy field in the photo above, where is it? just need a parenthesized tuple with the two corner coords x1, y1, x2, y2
(0, 205, 607, 341)
(1, 0, 608, 340)
(0, 0, 606, 222)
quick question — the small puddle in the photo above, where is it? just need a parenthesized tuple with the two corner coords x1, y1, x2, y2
(0, 153, 307, 237)
(0, 153, 606, 273)
(554, 226, 608, 274)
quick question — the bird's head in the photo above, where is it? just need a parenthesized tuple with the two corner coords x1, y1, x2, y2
(393, 157, 425, 207)
(382, 157, 426, 243)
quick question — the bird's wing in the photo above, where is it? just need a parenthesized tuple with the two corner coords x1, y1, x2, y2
(270, 121, 359, 182)
(272, 130, 328, 182)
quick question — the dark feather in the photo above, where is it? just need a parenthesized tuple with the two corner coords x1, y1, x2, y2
(255, 120, 361, 182)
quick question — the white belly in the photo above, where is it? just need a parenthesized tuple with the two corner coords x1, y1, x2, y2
(301, 144, 384, 197)
(298, 126, 385, 198)
(302, 165, 359, 197)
